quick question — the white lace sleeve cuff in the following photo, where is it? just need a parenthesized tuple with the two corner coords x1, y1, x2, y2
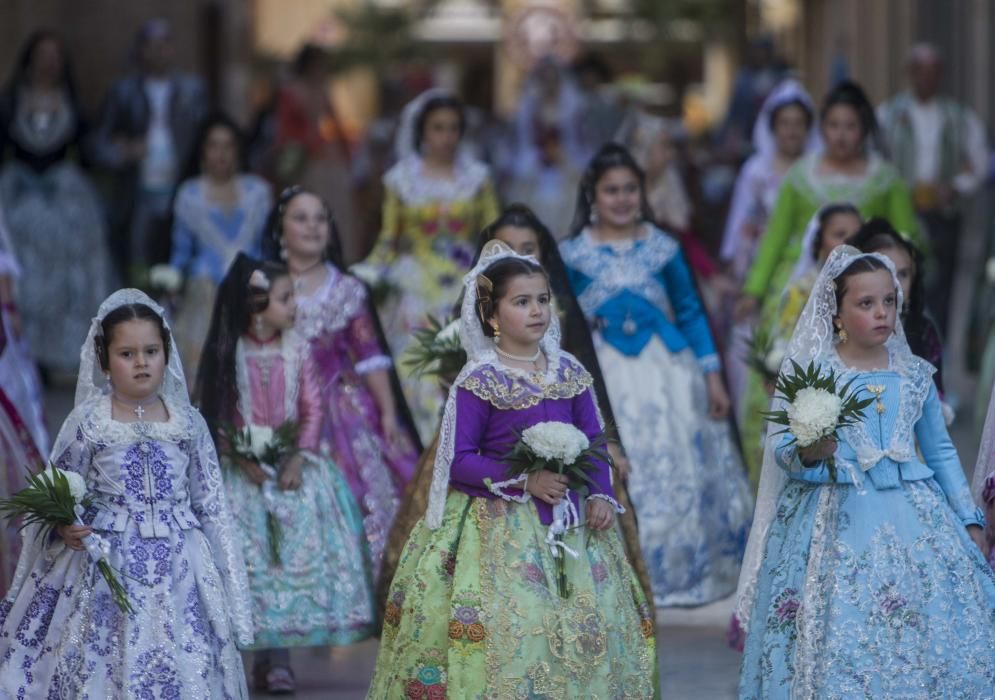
(484, 475, 530, 503)
(698, 353, 721, 374)
(355, 355, 393, 375)
(586, 493, 625, 513)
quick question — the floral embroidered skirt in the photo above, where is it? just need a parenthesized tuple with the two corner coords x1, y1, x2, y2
(597, 337, 753, 607)
(224, 451, 376, 648)
(0, 523, 247, 698)
(368, 492, 659, 699)
(739, 478, 995, 699)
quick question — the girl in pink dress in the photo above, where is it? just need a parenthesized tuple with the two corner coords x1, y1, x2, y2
(261, 186, 419, 575)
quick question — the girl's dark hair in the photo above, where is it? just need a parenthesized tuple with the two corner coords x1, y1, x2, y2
(260, 185, 344, 269)
(96, 303, 170, 371)
(570, 142, 655, 236)
(195, 255, 289, 438)
(4, 31, 81, 132)
(413, 95, 466, 154)
(476, 203, 555, 261)
(809, 203, 861, 261)
(849, 217, 927, 328)
(180, 112, 246, 182)
(820, 80, 877, 140)
(832, 254, 892, 314)
(769, 97, 814, 132)
(475, 257, 548, 337)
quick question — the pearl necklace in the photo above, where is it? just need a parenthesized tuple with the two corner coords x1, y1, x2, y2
(494, 344, 542, 363)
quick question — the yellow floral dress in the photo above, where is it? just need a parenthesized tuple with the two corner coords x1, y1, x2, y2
(362, 153, 499, 441)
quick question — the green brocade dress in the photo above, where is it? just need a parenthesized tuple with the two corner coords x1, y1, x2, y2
(369, 494, 658, 699)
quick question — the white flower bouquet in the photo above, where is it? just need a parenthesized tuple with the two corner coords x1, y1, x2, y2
(403, 315, 467, 382)
(500, 421, 609, 598)
(221, 421, 299, 564)
(0, 466, 134, 613)
(762, 361, 874, 481)
(148, 264, 183, 294)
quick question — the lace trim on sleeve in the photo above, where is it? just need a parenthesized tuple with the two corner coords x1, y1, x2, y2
(355, 355, 393, 375)
(484, 474, 530, 503)
(586, 493, 625, 513)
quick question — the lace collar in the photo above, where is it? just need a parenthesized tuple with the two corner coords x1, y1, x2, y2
(80, 393, 196, 447)
(457, 351, 593, 412)
(383, 152, 491, 206)
(294, 264, 367, 339)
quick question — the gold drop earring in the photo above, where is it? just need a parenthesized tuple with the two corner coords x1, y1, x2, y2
(490, 321, 500, 340)
(836, 323, 848, 344)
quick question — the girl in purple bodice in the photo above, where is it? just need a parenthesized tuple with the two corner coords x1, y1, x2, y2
(261, 186, 419, 574)
(367, 242, 657, 697)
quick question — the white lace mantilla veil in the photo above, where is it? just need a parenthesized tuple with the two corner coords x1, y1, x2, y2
(751, 78, 821, 162)
(394, 87, 464, 162)
(9, 289, 254, 645)
(784, 203, 858, 288)
(971, 388, 995, 506)
(733, 246, 914, 631)
(425, 240, 562, 529)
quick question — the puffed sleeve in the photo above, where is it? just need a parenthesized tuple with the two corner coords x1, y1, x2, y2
(450, 388, 525, 499)
(916, 383, 985, 527)
(52, 424, 94, 477)
(365, 187, 403, 267)
(660, 249, 720, 373)
(169, 184, 197, 274)
(295, 355, 323, 453)
(186, 410, 254, 646)
(743, 178, 798, 299)
(345, 284, 392, 375)
(476, 178, 500, 230)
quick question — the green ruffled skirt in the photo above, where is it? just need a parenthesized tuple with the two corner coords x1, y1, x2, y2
(369, 491, 659, 699)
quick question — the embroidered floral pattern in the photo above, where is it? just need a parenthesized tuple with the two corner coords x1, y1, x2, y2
(460, 361, 594, 411)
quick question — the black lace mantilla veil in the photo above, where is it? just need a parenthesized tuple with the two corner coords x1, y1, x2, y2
(376, 203, 655, 617)
(194, 253, 268, 439)
(258, 188, 422, 453)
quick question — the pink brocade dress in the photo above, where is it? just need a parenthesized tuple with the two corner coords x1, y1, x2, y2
(223, 335, 375, 648)
(294, 265, 417, 574)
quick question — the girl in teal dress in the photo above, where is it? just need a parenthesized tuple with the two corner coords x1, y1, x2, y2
(736, 246, 995, 697)
(368, 241, 657, 698)
(197, 255, 374, 694)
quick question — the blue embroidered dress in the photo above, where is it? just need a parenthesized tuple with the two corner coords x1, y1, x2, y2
(739, 350, 995, 697)
(0, 394, 253, 698)
(560, 226, 753, 606)
(169, 174, 272, 376)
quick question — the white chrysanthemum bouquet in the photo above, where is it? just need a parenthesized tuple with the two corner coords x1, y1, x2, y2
(762, 361, 874, 481)
(221, 421, 299, 564)
(501, 421, 609, 598)
(0, 466, 133, 613)
(404, 315, 467, 382)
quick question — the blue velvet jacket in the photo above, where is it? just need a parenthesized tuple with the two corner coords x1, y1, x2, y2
(559, 226, 719, 373)
(776, 355, 984, 528)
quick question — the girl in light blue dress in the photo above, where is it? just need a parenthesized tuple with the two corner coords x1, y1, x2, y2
(735, 246, 995, 698)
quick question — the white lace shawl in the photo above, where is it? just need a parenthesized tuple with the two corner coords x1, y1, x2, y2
(733, 247, 915, 632)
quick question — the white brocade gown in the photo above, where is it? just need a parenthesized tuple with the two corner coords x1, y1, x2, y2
(0, 395, 252, 698)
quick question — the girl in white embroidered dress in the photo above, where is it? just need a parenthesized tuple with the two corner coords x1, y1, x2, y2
(0, 290, 252, 698)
